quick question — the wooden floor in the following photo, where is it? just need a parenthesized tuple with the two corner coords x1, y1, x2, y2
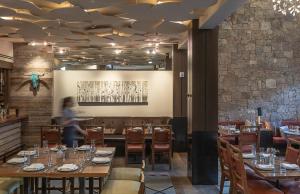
(114, 152, 224, 194)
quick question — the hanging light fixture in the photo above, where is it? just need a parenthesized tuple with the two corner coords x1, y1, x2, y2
(273, 0, 300, 16)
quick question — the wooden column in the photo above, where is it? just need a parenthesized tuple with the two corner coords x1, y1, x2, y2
(187, 19, 218, 185)
(172, 44, 188, 152)
(172, 44, 187, 117)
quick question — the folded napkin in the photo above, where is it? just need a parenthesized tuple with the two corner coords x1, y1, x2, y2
(23, 163, 45, 171)
(77, 145, 90, 151)
(133, 127, 143, 131)
(57, 164, 78, 172)
(261, 153, 271, 158)
(50, 146, 67, 152)
(281, 163, 299, 170)
(95, 150, 113, 156)
(242, 153, 255, 159)
(92, 157, 111, 164)
(17, 150, 36, 156)
(255, 164, 274, 171)
(7, 157, 27, 164)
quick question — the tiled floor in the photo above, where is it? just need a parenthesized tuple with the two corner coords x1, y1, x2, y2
(116, 152, 227, 194)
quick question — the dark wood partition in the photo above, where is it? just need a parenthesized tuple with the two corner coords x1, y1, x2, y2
(187, 19, 218, 185)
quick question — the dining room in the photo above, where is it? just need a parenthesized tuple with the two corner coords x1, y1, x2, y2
(0, 0, 300, 194)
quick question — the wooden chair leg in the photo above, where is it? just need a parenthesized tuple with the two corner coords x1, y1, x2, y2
(169, 151, 172, 170)
(34, 178, 38, 194)
(47, 179, 51, 194)
(152, 151, 155, 170)
(125, 151, 128, 165)
(62, 178, 66, 194)
(20, 185, 24, 194)
(229, 178, 233, 194)
(219, 174, 225, 194)
(142, 149, 145, 161)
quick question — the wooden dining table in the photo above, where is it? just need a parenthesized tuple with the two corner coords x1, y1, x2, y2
(244, 157, 300, 184)
(0, 146, 115, 194)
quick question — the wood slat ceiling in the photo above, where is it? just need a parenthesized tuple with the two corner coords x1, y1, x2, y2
(0, 0, 219, 67)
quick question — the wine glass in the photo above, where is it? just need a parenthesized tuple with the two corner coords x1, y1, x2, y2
(73, 140, 78, 151)
(43, 140, 49, 153)
(90, 139, 96, 153)
(34, 144, 39, 158)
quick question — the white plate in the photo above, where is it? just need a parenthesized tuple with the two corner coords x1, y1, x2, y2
(17, 151, 36, 156)
(242, 153, 255, 159)
(255, 164, 274, 171)
(92, 157, 111, 164)
(77, 145, 90, 151)
(50, 146, 67, 152)
(7, 157, 27, 164)
(95, 150, 113, 156)
(23, 163, 45, 172)
(57, 164, 79, 172)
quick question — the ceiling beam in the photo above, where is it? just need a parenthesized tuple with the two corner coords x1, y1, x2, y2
(198, 0, 248, 29)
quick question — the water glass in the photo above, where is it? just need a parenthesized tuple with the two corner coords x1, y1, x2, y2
(251, 144, 256, 156)
(85, 150, 91, 161)
(47, 153, 53, 167)
(78, 155, 85, 168)
(90, 139, 96, 153)
(279, 158, 287, 174)
(34, 144, 39, 158)
(24, 155, 30, 166)
(43, 140, 49, 153)
(73, 140, 78, 152)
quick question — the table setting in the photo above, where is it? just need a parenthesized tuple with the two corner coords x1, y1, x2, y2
(244, 147, 300, 181)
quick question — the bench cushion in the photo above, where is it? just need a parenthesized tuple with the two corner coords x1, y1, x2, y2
(101, 180, 141, 194)
(109, 168, 142, 182)
(0, 178, 22, 194)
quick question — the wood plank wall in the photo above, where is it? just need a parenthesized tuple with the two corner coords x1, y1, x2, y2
(10, 43, 54, 146)
(0, 122, 22, 156)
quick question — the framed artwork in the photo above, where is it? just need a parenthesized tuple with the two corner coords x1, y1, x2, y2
(77, 81, 148, 105)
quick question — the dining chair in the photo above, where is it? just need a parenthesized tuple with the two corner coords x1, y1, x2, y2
(40, 125, 62, 147)
(277, 138, 300, 194)
(285, 138, 300, 164)
(228, 145, 283, 194)
(84, 125, 105, 146)
(272, 126, 287, 154)
(151, 126, 172, 170)
(239, 125, 260, 153)
(125, 127, 145, 165)
(217, 137, 233, 194)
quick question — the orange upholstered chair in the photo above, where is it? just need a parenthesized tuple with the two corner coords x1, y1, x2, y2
(152, 126, 172, 170)
(218, 121, 245, 145)
(125, 127, 145, 165)
(279, 138, 300, 194)
(228, 145, 283, 194)
(40, 125, 62, 147)
(239, 126, 260, 153)
(84, 126, 105, 146)
(217, 137, 233, 194)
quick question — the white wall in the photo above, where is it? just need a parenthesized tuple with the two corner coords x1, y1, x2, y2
(53, 71, 173, 117)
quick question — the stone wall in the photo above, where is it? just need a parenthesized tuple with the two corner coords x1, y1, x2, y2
(218, 0, 300, 124)
(10, 43, 53, 146)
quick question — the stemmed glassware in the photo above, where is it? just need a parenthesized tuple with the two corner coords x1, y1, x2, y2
(33, 144, 39, 158)
(47, 152, 53, 167)
(73, 140, 78, 153)
(24, 154, 30, 167)
(43, 140, 49, 154)
(90, 139, 96, 153)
